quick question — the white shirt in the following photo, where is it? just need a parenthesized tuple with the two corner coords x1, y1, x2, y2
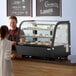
(0, 38, 13, 76)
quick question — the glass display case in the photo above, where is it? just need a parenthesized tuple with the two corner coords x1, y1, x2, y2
(16, 20, 71, 59)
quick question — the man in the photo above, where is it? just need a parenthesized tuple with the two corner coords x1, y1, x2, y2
(8, 16, 24, 59)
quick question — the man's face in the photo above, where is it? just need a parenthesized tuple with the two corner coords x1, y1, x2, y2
(9, 19, 17, 29)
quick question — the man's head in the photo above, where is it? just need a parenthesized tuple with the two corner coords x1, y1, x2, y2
(9, 16, 18, 30)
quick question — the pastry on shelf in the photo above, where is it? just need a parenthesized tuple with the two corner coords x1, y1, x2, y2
(45, 41, 52, 46)
(30, 41, 38, 44)
(40, 41, 46, 45)
(34, 41, 38, 44)
(45, 34, 49, 37)
(30, 42, 35, 44)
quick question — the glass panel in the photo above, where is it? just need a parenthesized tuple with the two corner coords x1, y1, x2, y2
(54, 24, 68, 46)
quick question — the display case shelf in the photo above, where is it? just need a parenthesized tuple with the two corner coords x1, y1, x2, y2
(21, 35, 53, 38)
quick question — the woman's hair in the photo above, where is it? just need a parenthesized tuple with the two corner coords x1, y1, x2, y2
(0, 25, 9, 39)
(9, 16, 17, 22)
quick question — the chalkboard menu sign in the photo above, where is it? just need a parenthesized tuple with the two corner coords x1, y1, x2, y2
(7, 0, 32, 16)
(36, 0, 62, 16)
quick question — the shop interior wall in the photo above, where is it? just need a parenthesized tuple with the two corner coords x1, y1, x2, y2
(0, 0, 76, 55)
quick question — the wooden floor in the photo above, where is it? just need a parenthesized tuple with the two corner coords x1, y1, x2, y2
(12, 58, 76, 76)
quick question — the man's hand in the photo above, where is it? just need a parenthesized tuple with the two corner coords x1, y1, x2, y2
(12, 41, 16, 45)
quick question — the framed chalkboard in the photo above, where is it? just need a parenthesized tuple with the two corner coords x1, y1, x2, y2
(36, 0, 62, 16)
(7, 0, 32, 16)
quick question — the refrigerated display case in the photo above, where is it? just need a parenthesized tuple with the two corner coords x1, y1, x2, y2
(16, 20, 71, 59)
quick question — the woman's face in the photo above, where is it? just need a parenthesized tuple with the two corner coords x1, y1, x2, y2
(9, 19, 17, 30)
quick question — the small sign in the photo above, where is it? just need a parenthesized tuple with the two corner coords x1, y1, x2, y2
(36, 0, 62, 16)
(7, 0, 32, 16)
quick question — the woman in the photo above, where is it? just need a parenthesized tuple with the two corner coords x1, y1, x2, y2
(0, 25, 13, 76)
